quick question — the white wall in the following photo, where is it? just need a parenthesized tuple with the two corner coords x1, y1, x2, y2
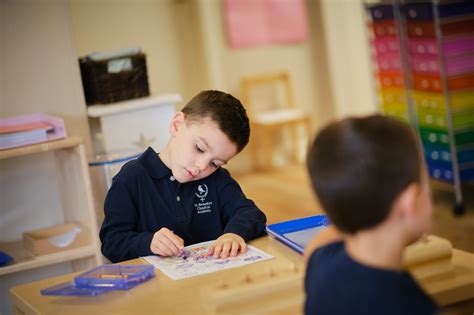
(319, 0, 377, 118)
(0, 1, 378, 313)
(0, 0, 4, 116)
(3, 0, 91, 144)
(178, 0, 340, 172)
(70, 0, 189, 101)
(2, 0, 92, 235)
(1, 2, 90, 314)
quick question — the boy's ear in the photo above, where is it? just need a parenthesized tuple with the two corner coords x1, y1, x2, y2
(393, 183, 419, 221)
(170, 112, 186, 136)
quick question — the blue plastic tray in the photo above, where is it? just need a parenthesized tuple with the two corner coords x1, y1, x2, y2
(41, 281, 114, 296)
(75, 264, 155, 290)
(41, 264, 155, 296)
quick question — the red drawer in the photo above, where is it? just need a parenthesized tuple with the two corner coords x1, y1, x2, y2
(412, 73, 474, 92)
(448, 73, 474, 91)
(370, 20, 398, 37)
(442, 19, 474, 37)
(406, 21, 435, 38)
(412, 74, 442, 93)
(378, 71, 405, 88)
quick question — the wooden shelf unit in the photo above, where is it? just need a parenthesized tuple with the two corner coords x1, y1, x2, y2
(0, 137, 102, 276)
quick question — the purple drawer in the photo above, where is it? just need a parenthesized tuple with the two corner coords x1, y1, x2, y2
(403, 2, 474, 20)
(443, 35, 474, 55)
(367, 5, 394, 21)
(403, 3, 433, 21)
(371, 38, 400, 56)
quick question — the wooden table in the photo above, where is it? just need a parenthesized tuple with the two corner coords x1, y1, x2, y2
(10, 237, 303, 315)
(10, 237, 474, 315)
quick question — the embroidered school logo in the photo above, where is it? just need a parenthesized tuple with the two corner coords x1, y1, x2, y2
(195, 184, 212, 214)
(195, 184, 208, 202)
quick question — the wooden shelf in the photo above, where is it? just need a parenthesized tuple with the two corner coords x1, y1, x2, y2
(0, 136, 82, 160)
(0, 240, 97, 276)
(0, 136, 102, 279)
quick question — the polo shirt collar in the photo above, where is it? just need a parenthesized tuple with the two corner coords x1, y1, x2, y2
(139, 147, 171, 179)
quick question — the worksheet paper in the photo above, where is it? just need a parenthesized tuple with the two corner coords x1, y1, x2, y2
(141, 241, 274, 280)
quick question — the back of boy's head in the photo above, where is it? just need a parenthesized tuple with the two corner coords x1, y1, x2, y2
(306, 114, 421, 234)
(181, 90, 250, 152)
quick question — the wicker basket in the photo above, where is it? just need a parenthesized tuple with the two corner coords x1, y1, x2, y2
(79, 53, 150, 105)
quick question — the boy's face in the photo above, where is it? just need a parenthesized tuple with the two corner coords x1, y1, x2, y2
(167, 112, 238, 183)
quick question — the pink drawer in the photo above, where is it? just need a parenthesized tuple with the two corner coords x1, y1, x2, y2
(409, 36, 474, 57)
(371, 38, 400, 56)
(410, 53, 474, 76)
(443, 35, 474, 55)
(408, 39, 438, 56)
(446, 54, 474, 75)
(375, 53, 402, 72)
(410, 55, 439, 74)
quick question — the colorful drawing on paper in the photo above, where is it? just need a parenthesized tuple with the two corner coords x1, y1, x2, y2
(141, 241, 274, 280)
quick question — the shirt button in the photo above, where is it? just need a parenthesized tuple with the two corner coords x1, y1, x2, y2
(170, 176, 175, 181)
(176, 196, 181, 202)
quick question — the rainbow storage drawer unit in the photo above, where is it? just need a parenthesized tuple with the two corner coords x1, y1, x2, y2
(367, 4, 410, 122)
(365, 0, 474, 214)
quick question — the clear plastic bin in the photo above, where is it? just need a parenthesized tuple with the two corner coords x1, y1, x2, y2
(89, 151, 141, 228)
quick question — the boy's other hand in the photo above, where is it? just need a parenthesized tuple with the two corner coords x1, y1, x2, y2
(208, 233, 246, 259)
(150, 227, 184, 257)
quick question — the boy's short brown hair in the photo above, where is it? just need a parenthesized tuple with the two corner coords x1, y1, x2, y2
(181, 90, 250, 152)
(306, 115, 421, 234)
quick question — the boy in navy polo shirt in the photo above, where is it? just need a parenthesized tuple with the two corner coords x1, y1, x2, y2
(304, 115, 439, 315)
(100, 90, 267, 263)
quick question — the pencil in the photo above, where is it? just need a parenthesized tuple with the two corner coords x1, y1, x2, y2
(179, 249, 187, 260)
(96, 274, 129, 279)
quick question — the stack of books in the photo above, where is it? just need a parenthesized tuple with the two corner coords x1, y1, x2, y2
(0, 113, 66, 150)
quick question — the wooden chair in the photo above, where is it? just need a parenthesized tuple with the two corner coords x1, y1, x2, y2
(241, 71, 312, 171)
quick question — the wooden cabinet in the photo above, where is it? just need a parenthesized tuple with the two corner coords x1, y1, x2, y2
(0, 137, 102, 276)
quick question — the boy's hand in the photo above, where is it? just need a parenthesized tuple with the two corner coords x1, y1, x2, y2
(208, 233, 247, 259)
(150, 227, 184, 257)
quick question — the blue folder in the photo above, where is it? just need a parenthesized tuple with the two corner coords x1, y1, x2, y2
(266, 214, 330, 254)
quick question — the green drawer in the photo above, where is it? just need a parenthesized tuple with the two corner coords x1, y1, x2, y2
(419, 127, 474, 146)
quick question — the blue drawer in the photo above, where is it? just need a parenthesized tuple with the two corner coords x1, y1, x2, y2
(427, 161, 474, 182)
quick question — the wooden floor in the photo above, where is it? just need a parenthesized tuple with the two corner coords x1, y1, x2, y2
(235, 165, 474, 253)
(235, 163, 474, 253)
(235, 163, 474, 314)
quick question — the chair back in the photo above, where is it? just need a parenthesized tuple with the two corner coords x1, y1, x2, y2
(241, 71, 296, 118)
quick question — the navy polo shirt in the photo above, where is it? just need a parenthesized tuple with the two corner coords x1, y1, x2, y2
(305, 241, 439, 315)
(100, 147, 267, 263)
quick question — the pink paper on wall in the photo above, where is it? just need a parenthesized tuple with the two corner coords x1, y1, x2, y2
(225, 0, 309, 49)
